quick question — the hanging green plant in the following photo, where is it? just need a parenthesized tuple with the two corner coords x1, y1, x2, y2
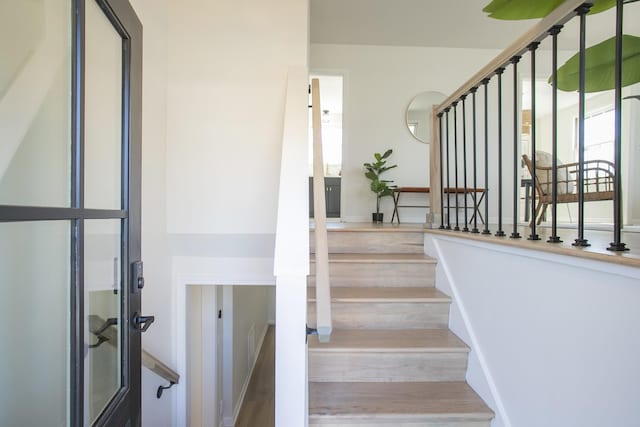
(553, 35, 640, 92)
(482, 0, 635, 20)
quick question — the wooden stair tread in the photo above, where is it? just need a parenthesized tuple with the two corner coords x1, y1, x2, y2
(308, 287, 450, 303)
(308, 329, 469, 353)
(312, 253, 437, 264)
(309, 381, 494, 421)
(312, 222, 427, 233)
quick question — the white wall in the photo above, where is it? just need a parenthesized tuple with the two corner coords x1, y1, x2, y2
(425, 233, 640, 427)
(160, 2, 308, 424)
(310, 43, 502, 223)
(230, 286, 271, 422)
(165, 0, 308, 235)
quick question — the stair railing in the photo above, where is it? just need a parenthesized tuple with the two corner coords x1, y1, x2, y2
(88, 314, 179, 398)
(310, 78, 332, 342)
(432, 0, 630, 252)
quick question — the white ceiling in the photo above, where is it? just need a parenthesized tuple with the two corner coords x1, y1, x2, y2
(310, 0, 640, 50)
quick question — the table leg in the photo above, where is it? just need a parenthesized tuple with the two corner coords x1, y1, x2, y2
(469, 191, 486, 225)
(524, 182, 530, 222)
(391, 192, 401, 224)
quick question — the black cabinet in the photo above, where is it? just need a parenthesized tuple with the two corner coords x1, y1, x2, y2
(309, 177, 341, 218)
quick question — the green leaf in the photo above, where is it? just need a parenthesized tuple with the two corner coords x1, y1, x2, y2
(482, 0, 636, 20)
(365, 171, 377, 180)
(374, 153, 382, 161)
(483, 0, 563, 20)
(381, 149, 393, 159)
(554, 35, 640, 92)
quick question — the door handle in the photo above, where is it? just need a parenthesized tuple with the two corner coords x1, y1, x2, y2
(133, 313, 155, 332)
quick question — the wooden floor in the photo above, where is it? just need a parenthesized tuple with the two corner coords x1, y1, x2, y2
(234, 325, 275, 427)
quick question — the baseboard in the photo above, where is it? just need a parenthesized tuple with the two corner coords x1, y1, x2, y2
(229, 323, 269, 426)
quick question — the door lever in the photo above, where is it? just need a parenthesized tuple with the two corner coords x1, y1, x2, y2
(133, 313, 155, 332)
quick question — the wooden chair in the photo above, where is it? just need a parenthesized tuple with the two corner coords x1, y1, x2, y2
(522, 152, 616, 225)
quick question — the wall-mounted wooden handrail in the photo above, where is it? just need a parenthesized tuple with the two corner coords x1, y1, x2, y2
(88, 314, 179, 396)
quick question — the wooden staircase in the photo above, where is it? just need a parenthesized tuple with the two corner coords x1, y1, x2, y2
(308, 224, 494, 427)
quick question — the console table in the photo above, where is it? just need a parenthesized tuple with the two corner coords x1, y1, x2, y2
(391, 187, 486, 224)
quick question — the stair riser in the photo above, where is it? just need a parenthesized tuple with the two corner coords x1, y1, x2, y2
(309, 421, 491, 427)
(311, 231, 425, 254)
(309, 263, 436, 287)
(309, 352, 468, 382)
(308, 302, 449, 329)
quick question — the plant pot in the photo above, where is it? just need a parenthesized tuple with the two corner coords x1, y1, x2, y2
(372, 213, 384, 223)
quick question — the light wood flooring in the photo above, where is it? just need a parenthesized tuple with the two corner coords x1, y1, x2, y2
(234, 325, 275, 427)
(308, 225, 494, 426)
(313, 220, 640, 267)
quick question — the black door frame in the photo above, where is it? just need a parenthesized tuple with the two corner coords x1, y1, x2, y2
(0, 0, 143, 425)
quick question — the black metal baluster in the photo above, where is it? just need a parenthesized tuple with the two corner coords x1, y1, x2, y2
(548, 26, 563, 243)
(471, 87, 480, 234)
(510, 56, 522, 239)
(438, 112, 445, 230)
(453, 101, 460, 231)
(482, 78, 491, 235)
(445, 108, 452, 229)
(462, 95, 470, 232)
(608, 0, 629, 251)
(528, 42, 541, 241)
(573, 5, 591, 247)
(495, 68, 506, 237)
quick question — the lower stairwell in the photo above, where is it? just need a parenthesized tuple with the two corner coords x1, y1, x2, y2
(308, 224, 494, 426)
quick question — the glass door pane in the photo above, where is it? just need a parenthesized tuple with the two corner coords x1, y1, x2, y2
(84, 219, 123, 424)
(0, 221, 70, 427)
(0, 0, 72, 207)
(84, 0, 123, 210)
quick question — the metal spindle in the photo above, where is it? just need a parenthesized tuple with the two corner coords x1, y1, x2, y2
(453, 101, 460, 231)
(510, 56, 522, 239)
(438, 113, 445, 229)
(471, 87, 480, 233)
(573, 5, 591, 247)
(445, 108, 452, 229)
(608, 0, 629, 251)
(528, 42, 541, 241)
(495, 68, 505, 237)
(548, 26, 563, 243)
(462, 95, 469, 232)
(482, 78, 491, 235)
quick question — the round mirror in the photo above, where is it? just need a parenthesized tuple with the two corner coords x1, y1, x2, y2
(406, 91, 447, 144)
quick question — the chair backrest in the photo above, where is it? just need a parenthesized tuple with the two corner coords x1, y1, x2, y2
(522, 152, 575, 196)
(522, 154, 549, 198)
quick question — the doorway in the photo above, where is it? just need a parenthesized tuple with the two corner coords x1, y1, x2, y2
(186, 285, 275, 427)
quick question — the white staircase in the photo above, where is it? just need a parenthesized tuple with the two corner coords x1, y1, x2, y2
(308, 224, 494, 427)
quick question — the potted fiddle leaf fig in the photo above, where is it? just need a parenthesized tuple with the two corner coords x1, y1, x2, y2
(363, 149, 397, 223)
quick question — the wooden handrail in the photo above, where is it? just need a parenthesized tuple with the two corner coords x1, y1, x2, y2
(435, 0, 585, 115)
(88, 315, 179, 386)
(142, 350, 180, 385)
(310, 78, 332, 342)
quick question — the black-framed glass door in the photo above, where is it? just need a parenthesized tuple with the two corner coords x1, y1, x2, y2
(0, 0, 144, 425)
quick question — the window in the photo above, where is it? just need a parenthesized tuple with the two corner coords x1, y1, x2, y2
(575, 108, 615, 162)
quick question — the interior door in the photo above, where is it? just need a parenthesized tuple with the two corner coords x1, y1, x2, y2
(0, 0, 145, 426)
